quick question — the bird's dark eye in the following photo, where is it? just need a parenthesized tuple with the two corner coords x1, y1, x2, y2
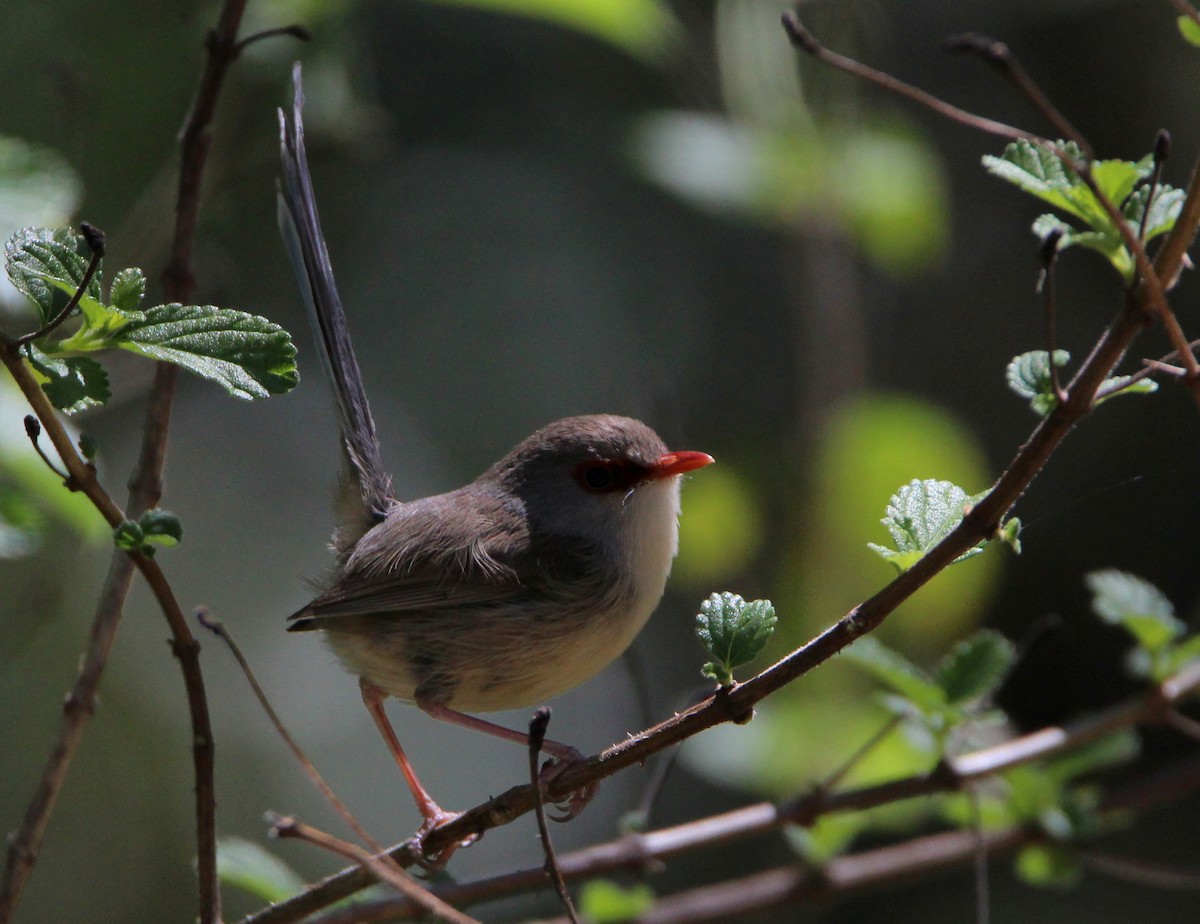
(582, 465, 614, 490)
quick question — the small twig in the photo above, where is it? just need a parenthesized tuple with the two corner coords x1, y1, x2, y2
(22, 416, 69, 482)
(234, 24, 311, 55)
(267, 814, 480, 924)
(781, 11, 1048, 147)
(195, 610, 384, 853)
(528, 708, 580, 924)
(1091, 337, 1200, 399)
(1138, 131, 1171, 242)
(1037, 228, 1068, 404)
(944, 34, 1092, 156)
(11, 223, 105, 347)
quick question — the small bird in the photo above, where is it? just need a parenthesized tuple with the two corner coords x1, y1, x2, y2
(277, 65, 712, 847)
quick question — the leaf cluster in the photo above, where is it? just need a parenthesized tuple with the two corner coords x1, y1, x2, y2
(1005, 349, 1156, 416)
(4, 227, 298, 413)
(983, 139, 1183, 282)
(113, 508, 183, 557)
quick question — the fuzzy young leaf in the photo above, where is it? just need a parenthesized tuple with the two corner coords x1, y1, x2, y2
(138, 508, 182, 547)
(5, 227, 102, 325)
(1179, 15, 1200, 48)
(1006, 350, 1070, 415)
(1096, 375, 1158, 404)
(983, 140, 1147, 229)
(114, 303, 298, 400)
(1123, 184, 1184, 242)
(934, 629, 1015, 705)
(1085, 569, 1184, 653)
(217, 837, 305, 904)
(696, 592, 777, 685)
(113, 520, 145, 552)
(842, 636, 946, 712)
(24, 343, 110, 414)
(867, 478, 986, 570)
(109, 266, 146, 312)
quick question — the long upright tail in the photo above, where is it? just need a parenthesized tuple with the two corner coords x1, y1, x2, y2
(278, 63, 393, 550)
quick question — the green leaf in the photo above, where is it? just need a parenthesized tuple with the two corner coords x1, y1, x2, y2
(842, 636, 946, 712)
(982, 140, 1101, 225)
(216, 837, 306, 904)
(138, 508, 182, 547)
(578, 880, 655, 923)
(24, 343, 110, 414)
(1096, 374, 1158, 404)
(998, 516, 1022, 554)
(1178, 15, 1200, 48)
(1015, 844, 1082, 888)
(986, 141, 1157, 280)
(1123, 183, 1184, 242)
(934, 629, 1015, 705)
(1085, 569, 1184, 652)
(867, 478, 985, 570)
(1006, 349, 1069, 415)
(696, 592, 777, 686)
(5, 226, 101, 325)
(109, 266, 146, 312)
(113, 520, 145, 552)
(114, 303, 298, 399)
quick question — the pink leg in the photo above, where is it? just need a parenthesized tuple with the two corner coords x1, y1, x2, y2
(418, 698, 597, 820)
(418, 700, 581, 761)
(360, 679, 463, 850)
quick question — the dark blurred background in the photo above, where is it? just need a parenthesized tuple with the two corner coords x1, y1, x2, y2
(2, 1, 1199, 921)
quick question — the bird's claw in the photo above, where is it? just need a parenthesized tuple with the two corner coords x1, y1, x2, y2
(538, 748, 598, 821)
(408, 807, 478, 869)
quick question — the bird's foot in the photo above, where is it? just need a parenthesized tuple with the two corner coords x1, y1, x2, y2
(538, 746, 599, 821)
(407, 807, 478, 870)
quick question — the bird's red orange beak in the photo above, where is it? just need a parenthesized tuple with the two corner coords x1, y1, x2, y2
(648, 451, 715, 479)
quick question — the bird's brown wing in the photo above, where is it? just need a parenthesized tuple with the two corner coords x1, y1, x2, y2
(287, 485, 550, 629)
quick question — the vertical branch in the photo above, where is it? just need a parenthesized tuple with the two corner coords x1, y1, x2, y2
(0, 3, 253, 923)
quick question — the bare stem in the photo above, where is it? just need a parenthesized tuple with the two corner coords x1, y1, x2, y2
(268, 815, 480, 924)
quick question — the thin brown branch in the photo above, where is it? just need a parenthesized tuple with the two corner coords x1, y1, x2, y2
(196, 610, 385, 852)
(244, 17, 1200, 922)
(268, 815, 481, 924)
(0, 3, 251, 921)
(313, 752, 1200, 924)
(780, 11, 1049, 147)
(1039, 229, 1068, 404)
(528, 709, 579, 924)
(1153, 148, 1200, 291)
(943, 33, 1092, 156)
(242, 660, 1200, 924)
